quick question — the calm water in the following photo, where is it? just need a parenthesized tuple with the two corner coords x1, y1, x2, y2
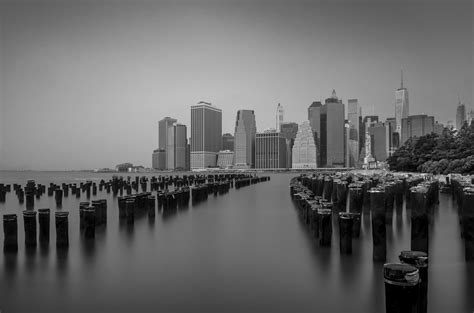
(0, 171, 472, 313)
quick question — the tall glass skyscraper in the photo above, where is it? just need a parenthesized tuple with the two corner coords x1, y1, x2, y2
(158, 116, 177, 167)
(233, 110, 256, 168)
(190, 101, 222, 169)
(167, 124, 187, 170)
(395, 70, 409, 141)
(456, 101, 466, 130)
(255, 132, 287, 169)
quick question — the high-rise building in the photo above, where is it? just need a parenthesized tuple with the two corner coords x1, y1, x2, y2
(347, 99, 361, 167)
(167, 124, 187, 170)
(307, 90, 345, 168)
(276, 103, 284, 131)
(191, 101, 222, 169)
(395, 70, 409, 140)
(292, 121, 317, 169)
(385, 117, 398, 154)
(308, 101, 322, 164)
(401, 115, 435, 144)
(158, 117, 177, 167)
(467, 110, 474, 126)
(360, 115, 379, 159)
(324, 90, 345, 167)
(280, 122, 299, 168)
(152, 149, 166, 170)
(369, 122, 390, 162)
(222, 133, 235, 151)
(234, 110, 256, 168)
(456, 101, 466, 130)
(255, 132, 287, 169)
(217, 150, 234, 169)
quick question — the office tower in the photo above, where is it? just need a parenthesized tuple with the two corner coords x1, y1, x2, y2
(234, 110, 256, 168)
(158, 117, 177, 167)
(185, 142, 190, 171)
(401, 115, 435, 144)
(276, 103, 284, 131)
(433, 121, 444, 135)
(280, 122, 299, 168)
(363, 117, 376, 167)
(217, 150, 234, 169)
(447, 120, 454, 129)
(191, 101, 222, 169)
(467, 110, 474, 126)
(308, 101, 322, 165)
(368, 122, 390, 162)
(324, 90, 345, 167)
(307, 90, 345, 168)
(385, 117, 398, 154)
(152, 149, 166, 170)
(395, 70, 409, 139)
(222, 133, 235, 151)
(292, 121, 317, 169)
(255, 132, 287, 169)
(347, 99, 361, 167)
(167, 124, 187, 170)
(456, 101, 466, 130)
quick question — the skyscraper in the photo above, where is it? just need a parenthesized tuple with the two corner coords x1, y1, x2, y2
(280, 122, 299, 168)
(292, 121, 317, 169)
(395, 70, 409, 140)
(222, 133, 235, 151)
(347, 99, 361, 166)
(276, 103, 284, 131)
(158, 117, 177, 167)
(307, 91, 345, 168)
(456, 101, 466, 130)
(401, 114, 435, 144)
(324, 90, 345, 167)
(255, 132, 287, 169)
(368, 122, 390, 162)
(191, 101, 222, 169)
(233, 110, 256, 168)
(152, 149, 166, 170)
(167, 124, 188, 170)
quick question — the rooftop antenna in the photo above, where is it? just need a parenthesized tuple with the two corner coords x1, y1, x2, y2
(400, 69, 404, 89)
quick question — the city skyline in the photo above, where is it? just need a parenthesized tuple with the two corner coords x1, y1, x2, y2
(0, 0, 472, 170)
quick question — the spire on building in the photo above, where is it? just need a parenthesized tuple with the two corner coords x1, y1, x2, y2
(332, 89, 337, 99)
(401, 69, 403, 89)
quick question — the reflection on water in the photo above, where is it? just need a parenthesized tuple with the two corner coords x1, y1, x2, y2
(0, 171, 473, 313)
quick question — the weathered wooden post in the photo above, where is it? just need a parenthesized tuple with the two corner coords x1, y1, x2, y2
(384, 263, 420, 313)
(399, 251, 429, 313)
(23, 210, 37, 247)
(339, 212, 353, 254)
(370, 188, 387, 261)
(411, 187, 429, 253)
(38, 208, 50, 245)
(55, 211, 69, 248)
(3, 214, 18, 252)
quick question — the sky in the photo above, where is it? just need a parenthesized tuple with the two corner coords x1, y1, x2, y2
(0, 0, 472, 170)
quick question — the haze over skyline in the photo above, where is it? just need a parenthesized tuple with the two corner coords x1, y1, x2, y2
(0, 0, 472, 170)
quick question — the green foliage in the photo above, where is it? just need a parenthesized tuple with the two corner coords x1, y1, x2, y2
(387, 122, 474, 174)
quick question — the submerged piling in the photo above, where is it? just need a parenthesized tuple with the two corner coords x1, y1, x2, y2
(384, 263, 420, 313)
(3, 214, 18, 252)
(370, 189, 386, 261)
(23, 210, 37, 247)
(38, 208, 50, 245)
(55, 211, 69, 248)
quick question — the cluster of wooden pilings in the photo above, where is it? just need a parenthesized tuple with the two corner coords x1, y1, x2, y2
(290, 172, 442, 313)
(449, 175, 474, 261)
(1, 173, 270, 251)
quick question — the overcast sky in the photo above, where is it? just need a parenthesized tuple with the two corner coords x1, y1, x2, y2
(0, 0, 472, 170)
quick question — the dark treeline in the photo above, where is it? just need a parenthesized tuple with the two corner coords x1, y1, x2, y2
(388, 122, 474, 174)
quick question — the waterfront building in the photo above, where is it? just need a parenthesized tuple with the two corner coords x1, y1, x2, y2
(158, 117, 177, 167)
(359, 115, 379, 159)
(395, 70, 409, 139)
(292, 121, 317, 169)
(233, 110, 256, 168)
(217, 150, 234, 169)
(255, 132, 287, 169)
(222, 133, 234, 151)
(368, 122, 390, 162)
(167, 124, 188, 170)
(307, 90, 345, 168)
(152, 149, 166, 170)
(276, 103, 284, 131)
(456, 101, 466, 130)
(385, 117, 398, 154)
(191, 101, 222, 169)
(115, 163, 133, 172)
(280, 122, 299, 168)
(401, 114, 435, 144)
